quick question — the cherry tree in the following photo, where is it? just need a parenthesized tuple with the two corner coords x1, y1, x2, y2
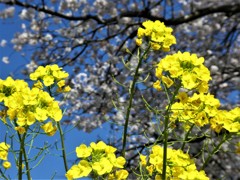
(0, 0, 239, 179)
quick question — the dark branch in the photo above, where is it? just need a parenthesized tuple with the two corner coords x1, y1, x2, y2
(2, 1, 240, 26)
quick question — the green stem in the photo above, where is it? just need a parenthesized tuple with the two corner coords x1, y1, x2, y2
(23, 140, 31, 180)
(162, 112, 170, 180)
(18, 130, 29, 180)
(0, 168, 8, 180)
(162, 85, 180, 180)
(48, 85, 68, 172)
(121, 47, 150, 157)
(181, 124, 194, 151)
(201, 133, 229, 170)
(57, 122, 68, 172)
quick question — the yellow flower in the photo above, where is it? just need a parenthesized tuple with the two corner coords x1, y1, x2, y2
(90, 141, 107, 151)
(15, 126, 26, 134)
(137, 27, 145, 38)
(52, 70, 69, 79)
(115, 169, 129, 180)
(153, 80, 162, 91)
(155, 174, 161, 180)
(76, 144, 92, 158)
(150, 42, 161, 51)
(0, 110, 7, 124)
(70, 141, 129, 179)
(33, 80, 43, 89)
(135, 38, 142, 46)
(108, 173, 115, 180)
(155, 65, 163, 79)
(177, 92, 188, 104)
(57, 80, 65, 88)
(114, 156, 126, 168)
(92, 157, 113, 175)
(30, 64, 70, 93)
(65, 160, 92, 180)
(0, 142, 10, 161)
(48, 101, 63, 121)
(154, 51, 211, 93)
(2, 161, 11, 169)
(41, 121, 57, 136)
(136, 20, 176, 50)
(161, 76, 174, 88)
(63, 86, 71, 92)
(0, 77, 16, 102)
(181, 72, 197, 89)
(140, 154, 147, 166)
(146, 146, 210, 179)
(105, 145, 117, 154)
(43, 75, 54, 86)
(35, 107, 48, 121)
(22, 88, 39, 105)
(219, 107, 240, 133)
(146, 165, 154, 176)
(29, 66, 46, 80)
(50, 64, 62, 71)
(178, 169, 209, 180)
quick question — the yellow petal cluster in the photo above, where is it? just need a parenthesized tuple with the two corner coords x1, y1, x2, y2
(0, 142, 11, 170)
(210, 107, 240, 133)
(41, 121, 57, 136)
(0, 64, 71, 136)
(2, 86, 62, 127)
(171, 92, 240, 133)
(2, 161, 11, 169)
(0, 77, 28, 103)
(136, 20, 176, 51)
(0, 142, 10, 161)
(170, 93, 220, 129)
(154, 51, 211, 93)
(30, 64, 71, 92)
(65, 160, 92, 180)
(66, 141, 128, 180)
(141, 145, 209, 180)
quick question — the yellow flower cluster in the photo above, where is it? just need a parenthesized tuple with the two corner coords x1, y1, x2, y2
(171, 92, 220, 130)
(0, 142, 11, 169)
(0, 64, 70, 136)
(170, 92, 240, 133)
(66, 141, 128, 180)
(210, 107, 240, 133)
(136, 20, 176, 51)
(154, 51, 211, 93)
(30, 64, 71, 93)
(140, 145, 209, 180)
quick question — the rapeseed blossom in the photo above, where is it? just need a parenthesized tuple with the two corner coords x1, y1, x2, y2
(154, 51, 211, 93)
(136, 20, 176, 51)
(30, 64, 71, 92)
(140, 145, 209, 180)
(170, 92, 220, 130)
(0, 142, 10, 161)
(41, 121, 57, 136)
(3, 86, 62, 127)
(0, 77, 28, 102)
(2, 161, 11, 169)
(66, 141, 128, 179)
(170, 92, 240, 133)
(0, 64, 71, 136)
(210, 107, 240, 133)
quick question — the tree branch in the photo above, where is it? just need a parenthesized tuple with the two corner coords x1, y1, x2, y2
(2, 1, 240, 26)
